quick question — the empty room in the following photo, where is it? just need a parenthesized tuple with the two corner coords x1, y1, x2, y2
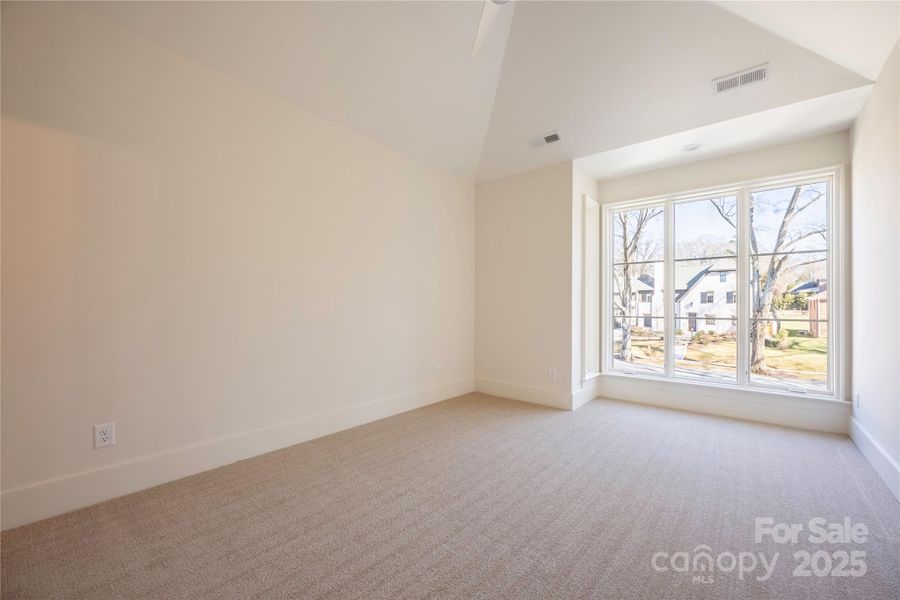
(2, 1, 899, 598)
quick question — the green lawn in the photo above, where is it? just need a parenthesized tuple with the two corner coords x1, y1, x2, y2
(760, 331, 827, 381)
(620, 329, 826, 382)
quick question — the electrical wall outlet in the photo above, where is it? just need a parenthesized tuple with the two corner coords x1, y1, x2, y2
(432, 364, 442, 376)
(93, 423, 116, 449)
(548, 367, 558, 381)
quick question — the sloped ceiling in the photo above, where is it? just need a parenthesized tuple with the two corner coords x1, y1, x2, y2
(714, 1, 900, 81)
(81, 1, 515, 179)
(479, 1, 871, 181)
(79, 1, 894, 183)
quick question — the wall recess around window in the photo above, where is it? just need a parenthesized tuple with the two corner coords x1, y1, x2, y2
(602, 168, 841, 399)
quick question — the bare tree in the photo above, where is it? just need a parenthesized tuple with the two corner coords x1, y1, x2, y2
(675, 237, 734, 260)
(614, 208, 663, 360)
(709, 187, 825, 374)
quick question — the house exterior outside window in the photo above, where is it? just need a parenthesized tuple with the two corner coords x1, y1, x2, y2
(604, 168, 842, 398)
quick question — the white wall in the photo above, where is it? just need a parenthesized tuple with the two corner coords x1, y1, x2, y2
(1, 3, 475, 528)
(597, 131, 851, 204)
(475, 162, 575, 408)
(572, 168, 601, 408)
(474, 163, 602, 411)
(849, 44, 900, 502)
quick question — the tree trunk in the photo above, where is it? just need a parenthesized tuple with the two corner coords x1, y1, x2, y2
(749, 254, 779, 374)
(621, 321, 633, 361)
(710, 185, 823, 377)
(749, 319, 768, 374)
(615, 208, 661, 363)
(620, 263, 633, 361)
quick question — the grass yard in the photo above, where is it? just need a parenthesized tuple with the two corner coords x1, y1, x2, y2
(617, 331, 664, 369)
(617, 327, 826, 384)
(759, 329, 827, 382)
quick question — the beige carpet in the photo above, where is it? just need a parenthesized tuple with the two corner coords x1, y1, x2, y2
(2, 393, 899, 599)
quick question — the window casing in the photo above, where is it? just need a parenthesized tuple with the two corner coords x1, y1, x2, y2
(602, 168, 842, 399)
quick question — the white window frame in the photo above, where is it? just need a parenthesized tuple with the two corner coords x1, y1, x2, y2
(582, 194, 602, 381)
(600, 166, 844, 402)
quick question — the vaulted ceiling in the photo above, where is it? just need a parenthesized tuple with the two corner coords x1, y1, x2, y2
(82, 1, 898, 182)
(714, 1, 900, 80)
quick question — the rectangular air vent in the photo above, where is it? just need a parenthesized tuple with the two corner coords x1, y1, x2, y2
(529, 131, 562, 148)
(712, 63, 769, 95)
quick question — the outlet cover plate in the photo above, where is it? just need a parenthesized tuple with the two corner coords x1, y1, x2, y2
(93, 423, 116, 449)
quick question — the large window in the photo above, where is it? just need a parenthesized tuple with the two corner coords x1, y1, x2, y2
(603, 169, 841, 398)
(612, 205, 664, 375)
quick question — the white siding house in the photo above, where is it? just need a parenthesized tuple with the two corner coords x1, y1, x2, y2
(615, 260, 737, 335)
(674, 262, 737, 335)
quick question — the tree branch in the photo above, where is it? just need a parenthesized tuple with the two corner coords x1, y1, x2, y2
(782, 227, 826, 250)
(709, 199, 736, 229)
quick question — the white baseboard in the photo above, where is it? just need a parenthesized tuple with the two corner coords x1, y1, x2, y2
(595, 373, 850, 434)
(1, 378, 475, 531)
(474, 377, 571, 410)
(572, 376, 601, 410)
(849, 417, 900, 504)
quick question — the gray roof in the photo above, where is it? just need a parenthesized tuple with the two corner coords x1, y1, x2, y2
(618, 258, 735, 297)
(790, 280, 824, 294)
(631, 279, 654, 292)
(674, 259, 735, 300)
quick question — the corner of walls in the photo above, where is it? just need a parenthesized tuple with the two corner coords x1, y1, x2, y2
(848, 42, 900, 503)
(850, 417, 900, 503)
(474, 378, 572, 410)
(474, 162, 578, 410)
(472, 160, 607, 413)
(571, 376, 602, 411)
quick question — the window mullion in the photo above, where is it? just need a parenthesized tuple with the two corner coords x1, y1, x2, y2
(603, 169, 839, 399)
(827, 173, 838, 397)
(601, 205, 610, 373)
(664, 200, 674, 379)
(737, 186, 750, 386)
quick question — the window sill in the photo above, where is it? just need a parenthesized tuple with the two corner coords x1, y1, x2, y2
(583, 371, 601, 382)
(598, 370, 849, 413)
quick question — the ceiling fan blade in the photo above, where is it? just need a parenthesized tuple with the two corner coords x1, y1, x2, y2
(472, 0, 504, 58)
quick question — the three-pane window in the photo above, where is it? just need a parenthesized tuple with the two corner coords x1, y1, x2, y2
(604, 171, 837, 396)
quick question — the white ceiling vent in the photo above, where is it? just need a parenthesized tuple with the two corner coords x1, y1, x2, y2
(712, 63, 769, 95)
(529, 131, 562, 148)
